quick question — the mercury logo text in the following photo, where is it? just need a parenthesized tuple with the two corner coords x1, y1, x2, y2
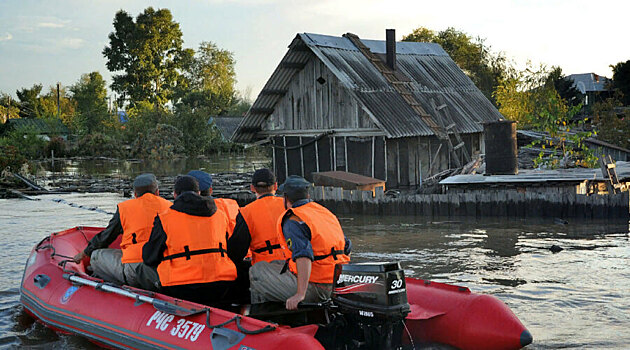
(337, 274, 379, 284)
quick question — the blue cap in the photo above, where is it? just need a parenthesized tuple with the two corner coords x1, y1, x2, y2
(278, 175, 311, 197)
(187, 170, 212, 192)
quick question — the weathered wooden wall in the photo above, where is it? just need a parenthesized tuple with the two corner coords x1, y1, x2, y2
(265, 56, 376, 131)
(309, 186, 630, 219)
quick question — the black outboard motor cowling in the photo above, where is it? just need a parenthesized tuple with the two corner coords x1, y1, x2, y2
(328, 262, 410, 349)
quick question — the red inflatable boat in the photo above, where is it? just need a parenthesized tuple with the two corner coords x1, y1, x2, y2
(20, 227, 533, 349)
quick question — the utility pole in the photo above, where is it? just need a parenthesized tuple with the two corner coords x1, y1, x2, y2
(56, 82, 61, 118)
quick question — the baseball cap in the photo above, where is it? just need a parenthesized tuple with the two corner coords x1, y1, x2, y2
(187, 170, 212, 192)
(251, 168, 276, 187)
(133, 173, 158, 189)
(278, 175, 311, 197)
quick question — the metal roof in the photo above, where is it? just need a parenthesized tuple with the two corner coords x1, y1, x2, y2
(6, 118, 69, 134)
(209, 116, 243, 140)
(566, 73, 611, 93)
(232, 33, 503, 142)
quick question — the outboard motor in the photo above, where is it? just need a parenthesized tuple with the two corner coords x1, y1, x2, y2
(323, 262, 410, 349)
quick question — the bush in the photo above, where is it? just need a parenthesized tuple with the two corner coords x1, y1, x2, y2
(44, 136, 67, 158)
(0, 145, 26, 172)
(131, 123, 183, 160)
(0, 126, 47, 159)
(76, 132, 125, 158)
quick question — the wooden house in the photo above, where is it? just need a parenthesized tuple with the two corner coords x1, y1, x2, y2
(232, 31, 503, 189)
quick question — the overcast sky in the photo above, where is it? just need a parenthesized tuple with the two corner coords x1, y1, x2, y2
(1, 0, 629, 101)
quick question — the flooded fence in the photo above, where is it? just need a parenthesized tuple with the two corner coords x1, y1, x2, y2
(309, 186, 630, 219)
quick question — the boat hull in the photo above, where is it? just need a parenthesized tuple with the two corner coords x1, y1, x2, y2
(20, 227, 531, 349)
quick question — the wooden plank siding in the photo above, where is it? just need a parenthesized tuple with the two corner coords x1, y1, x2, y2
(266, 56, 377, 132)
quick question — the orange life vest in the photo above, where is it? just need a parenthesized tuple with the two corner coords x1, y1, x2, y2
(214, 198, 239, 236)
(156, 208, 237, 287)
(118, 193, 172, 264)
(279, 201, 350, 284)
(240, 195, 289, 264)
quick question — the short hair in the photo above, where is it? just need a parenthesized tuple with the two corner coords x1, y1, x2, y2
(135, 183, 158, 196)
(253, 184, 275, 194)
(199, 189, 210, 196)
(174, 175, 199, 195)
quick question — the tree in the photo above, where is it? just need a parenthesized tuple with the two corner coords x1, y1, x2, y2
(16, 84, 43, 118)
(177, 41, 238, 114)
(0, 92, 20, 123)
(70, 72, 110, 133)
(403, 27, 510, 105)
(494, 64, 596, 168)
(611, 60, 630, 105)
(103, 8, 192, 107)
(39, 85, 76, 127)
(592, 95, 630, 149)
(547, 67, 584, 108)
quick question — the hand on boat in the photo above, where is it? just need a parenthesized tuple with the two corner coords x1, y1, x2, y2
(73, 251, 87, 264)
(286, 293, 306, 310)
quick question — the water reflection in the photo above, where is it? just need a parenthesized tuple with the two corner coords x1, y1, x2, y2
(32, 153, 272, 178)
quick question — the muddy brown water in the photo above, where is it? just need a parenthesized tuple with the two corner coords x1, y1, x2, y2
(1, 158, 629, 349)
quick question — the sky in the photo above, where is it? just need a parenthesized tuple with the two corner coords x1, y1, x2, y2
(0, 0, 629, 102)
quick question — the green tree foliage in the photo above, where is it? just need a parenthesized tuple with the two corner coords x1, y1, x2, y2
(0, 92, 20, 123)
(131, 123, 183, 159)
(547, 67, 584, 108)
(39, 85, 76, 127)
(76, 132, 125, 158)
(0, 125, 47, 159)
(611, 60, 630, 105)
(592, 96, 630, 149)
(494, 64, 597, 168)
(103, 8, 192, 107)
(70, 72, 111, 133)
(16, 84, 44, 118)
(403, 27, 510, 105)
(178, 41, 238, 114)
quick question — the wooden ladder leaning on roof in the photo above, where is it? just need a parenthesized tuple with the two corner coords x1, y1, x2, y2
(342, 32, 470, 169)
(599, 155, 625, 194)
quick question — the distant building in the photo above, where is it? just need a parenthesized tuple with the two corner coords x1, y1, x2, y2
(232, 31, 503, 189)
(566, 73, 612, 107)
(209, 116, 243, 141)
(3, 118, 69, 140)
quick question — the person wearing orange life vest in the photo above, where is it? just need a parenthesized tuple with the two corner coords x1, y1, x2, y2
(142, 175, 238, 307)
(188, 170, 239, 236)
(249, 175, 351, 310)
(228, 168, 289, 266)
(72, 173, 171, 291)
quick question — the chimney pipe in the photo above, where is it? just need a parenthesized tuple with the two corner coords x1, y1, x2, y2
(386, 29, 396, 70)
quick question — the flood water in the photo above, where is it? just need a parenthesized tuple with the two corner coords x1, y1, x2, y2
(1, 158, 629, 349)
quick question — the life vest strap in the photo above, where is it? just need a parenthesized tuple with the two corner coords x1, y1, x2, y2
(163, 243, 226, 261)
(313, 247, 345, 261)
(253, 240, 282, 254)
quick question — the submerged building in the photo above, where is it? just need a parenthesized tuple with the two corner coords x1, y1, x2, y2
(232, 31, 503, 189)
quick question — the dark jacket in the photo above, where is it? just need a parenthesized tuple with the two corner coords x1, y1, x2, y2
(142, 191, 218, 267)
(84, 209, 123, 257)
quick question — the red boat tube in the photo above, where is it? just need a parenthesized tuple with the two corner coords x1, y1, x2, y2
(405, 278, 532, 350)
(20, 227, 532, 349)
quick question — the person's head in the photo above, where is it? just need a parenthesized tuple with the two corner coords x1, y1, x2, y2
(173, 175, 200, 199)
(187, 170, 212, 196)
(279, 175, 311, 208)
(250, 168, 277, 197)
(133, 173, 159, 197)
